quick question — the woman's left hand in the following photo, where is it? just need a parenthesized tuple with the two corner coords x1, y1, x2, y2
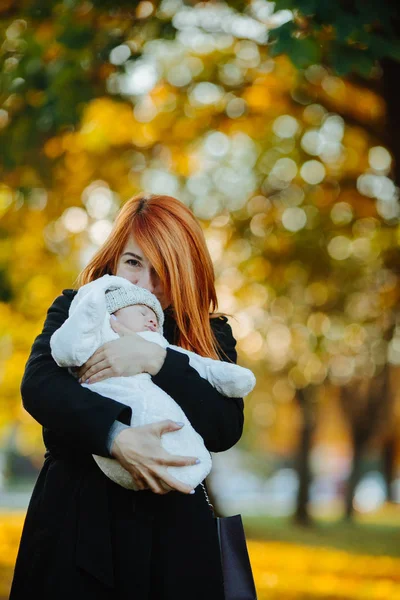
(77, 318, 166, 384)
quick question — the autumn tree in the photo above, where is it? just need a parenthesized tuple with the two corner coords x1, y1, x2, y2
(268, 0, 400, 519)
(1, 1, 399, 524)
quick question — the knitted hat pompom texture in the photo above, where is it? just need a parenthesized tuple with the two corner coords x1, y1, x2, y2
(105, 284, 165, 331)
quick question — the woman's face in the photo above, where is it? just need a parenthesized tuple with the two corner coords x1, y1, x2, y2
(114, 236, 170, 309)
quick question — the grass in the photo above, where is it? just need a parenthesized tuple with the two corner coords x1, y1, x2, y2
(1, 505, 400, 599)
(247, 538, 400, 600)
(241, 504, 400, 599)
(243, 512, 400, 558)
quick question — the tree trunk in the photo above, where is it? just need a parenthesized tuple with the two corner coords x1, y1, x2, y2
(380, 55, 400, 506)
(294, 386, 315, 526)
(382, 437, 396, 502)
(344, 432, 365, 520)
(381, 58, 400, 187)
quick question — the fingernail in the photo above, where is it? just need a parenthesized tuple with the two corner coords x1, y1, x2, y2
(78, 378, 82, 383)
(189, 490, 195, 495)
(111, 314, 117, 320)
(86, 378, 90, 384)
(175, 421, 184, 426)
(195, 459, 201, 464)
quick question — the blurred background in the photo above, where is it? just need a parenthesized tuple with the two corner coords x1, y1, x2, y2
(1, 0, 400, 598)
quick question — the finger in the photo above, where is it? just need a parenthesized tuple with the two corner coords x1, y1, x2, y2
(160, 482, 174, 492)
(133, 474, 148, 490)
(143, 472, 169, 495)
(80, 359, 109, 382)
(85, 367, 114, 384)
(77, 351, 105, 379)
(156, 470, 195, 495)
(151, 420, 185, 436)
(129, 467, 166, 494)
(127, 468, 147, 490)
(157, 454, 201, 468)
(84, 349, 105, 369)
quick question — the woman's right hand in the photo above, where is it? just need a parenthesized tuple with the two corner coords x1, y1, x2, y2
(110, 420, 199, 495)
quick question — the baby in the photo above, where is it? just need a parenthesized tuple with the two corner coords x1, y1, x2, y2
(112, 303, 158, 334)
(50, 275, 256, 491)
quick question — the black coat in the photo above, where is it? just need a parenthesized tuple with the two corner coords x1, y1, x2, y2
(9, 289, 244, 600)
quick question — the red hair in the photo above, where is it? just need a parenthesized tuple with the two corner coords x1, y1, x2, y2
(77, 193, 222, 358)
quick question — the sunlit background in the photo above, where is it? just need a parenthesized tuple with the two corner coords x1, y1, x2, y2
(1, 0, 400, 598)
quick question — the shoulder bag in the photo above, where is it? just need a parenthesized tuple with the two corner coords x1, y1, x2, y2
(201, 482, 258, 600)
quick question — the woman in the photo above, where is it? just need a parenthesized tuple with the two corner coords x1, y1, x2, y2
(9, 193, 244, 600)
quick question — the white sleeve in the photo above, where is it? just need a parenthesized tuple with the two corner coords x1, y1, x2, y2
(168, 344, 256, 398)
(50, 288, 107, 367)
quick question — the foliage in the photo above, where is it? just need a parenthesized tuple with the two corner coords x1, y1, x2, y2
(0, 0, 175, 177)
(1, 0, 400, 470)
(270, 0, 400, 76)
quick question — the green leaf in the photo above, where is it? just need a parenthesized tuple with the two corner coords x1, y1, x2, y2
(367, 34, 392, 60)
(315, 4, 340, 23)
(25, 0, 54, 19)
(296, 0, 318, 16)
(290, 37, 322, 69)
(354, 53, 375, 77)
(329, 43, 374, 78)
(333, 12, 359, 43)
(268, 21, 297, 57)
(354, 0, 394, 31)
(386, 40, 400, 62)
(57, 26, 95, 50)
(268, 21, 296, 42)
(329, 44, 355, 76)
(345, 29, 400, 62)
(269, 35, 294, 58)
(272, 0, 296, 10)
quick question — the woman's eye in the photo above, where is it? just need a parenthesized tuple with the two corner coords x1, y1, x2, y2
(126, 259, 140, 267)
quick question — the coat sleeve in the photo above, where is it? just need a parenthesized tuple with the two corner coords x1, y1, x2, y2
(151, 316, 245, 453)
(20, 291, 132, 457)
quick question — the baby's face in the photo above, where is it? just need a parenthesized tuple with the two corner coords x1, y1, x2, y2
(114, 304, 158, 333)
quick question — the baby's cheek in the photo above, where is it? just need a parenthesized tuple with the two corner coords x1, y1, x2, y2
(122, 314, 144, 333)
(114, 310, 129, 328)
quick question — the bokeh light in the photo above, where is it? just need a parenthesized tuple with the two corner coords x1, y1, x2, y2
(2, 4, 400, 598)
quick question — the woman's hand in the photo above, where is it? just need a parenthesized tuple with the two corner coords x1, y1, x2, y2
(111, 420, 200, 495)
(77, 317, 166, 384)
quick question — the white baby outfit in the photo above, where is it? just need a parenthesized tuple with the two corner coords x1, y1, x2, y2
(50, 275, 256, 491)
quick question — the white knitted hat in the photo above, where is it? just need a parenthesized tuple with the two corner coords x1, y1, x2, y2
(105, 284, 164, 331)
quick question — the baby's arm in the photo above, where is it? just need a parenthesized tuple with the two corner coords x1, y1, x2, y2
(168, 344, 256, 398)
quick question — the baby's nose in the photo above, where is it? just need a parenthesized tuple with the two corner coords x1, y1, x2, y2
(147, 320, 157, 332)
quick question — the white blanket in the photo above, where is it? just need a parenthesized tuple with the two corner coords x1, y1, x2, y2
(50, 275, 256, 490)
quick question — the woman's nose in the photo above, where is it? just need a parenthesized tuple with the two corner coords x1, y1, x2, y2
(136, 270, 154, 292)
